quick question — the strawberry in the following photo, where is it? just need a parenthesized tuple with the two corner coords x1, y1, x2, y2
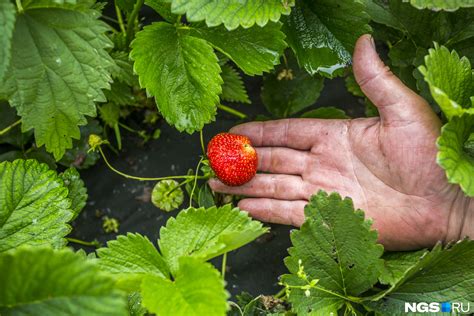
(207, 133, 258, 186)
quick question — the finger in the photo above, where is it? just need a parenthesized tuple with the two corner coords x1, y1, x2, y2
(209, 174, 312, 200)
(229, 119, 344, 150)
(353, 34, 436, 124)
(256, 147, 309, 175)
(238, 198, 307, 227)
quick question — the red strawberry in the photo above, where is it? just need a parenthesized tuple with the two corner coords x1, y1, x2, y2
(207, 133, 258, 186)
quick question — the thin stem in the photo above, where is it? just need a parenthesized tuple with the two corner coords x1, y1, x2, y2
(15, 0, 23, 12)
(67, 237, 100, 248)
(98, 146, 206, 181)
(0, 119, 21, 136)
(189, 157, 204, 206)
(218, 104, 247, 119)
(228, 301, 243, 316)
(221, 252, 228, 280)
(126, 0, 144, 43)
(118, 122, 139, 133)
(165, 178, 194, 196)
(200, 130, 206, 156)
(114, 3, 126, 33)
(274, 288, 286, 299)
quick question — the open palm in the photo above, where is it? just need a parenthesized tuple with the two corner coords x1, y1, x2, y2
(210, 35, 471, 250)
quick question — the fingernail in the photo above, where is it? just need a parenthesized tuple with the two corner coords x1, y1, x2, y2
(369, 35, 376, 50)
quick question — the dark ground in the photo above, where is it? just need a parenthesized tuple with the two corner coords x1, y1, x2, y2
(71, 75, 365, 297)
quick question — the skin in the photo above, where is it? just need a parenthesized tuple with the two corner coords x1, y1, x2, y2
(209, 34, 473, 251)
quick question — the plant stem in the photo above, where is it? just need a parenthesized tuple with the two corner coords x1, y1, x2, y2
(200, 130, 206, 156)
(218, 104, 247, 119)
(67, 237, 100, 248)
(15, 0, 23, 12)
(221, 252, 228, 280)
(189, 156, 204, 206)
(165, 178, 194, 196)
(126, 0, 144, 43)
(98, 146, 206, 181)
(274, 288, 286, 299)
(114, 3, 126, 33)
(0, 119, 21, 136)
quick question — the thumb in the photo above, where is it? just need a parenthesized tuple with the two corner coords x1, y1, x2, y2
(353, 34, 434, 124)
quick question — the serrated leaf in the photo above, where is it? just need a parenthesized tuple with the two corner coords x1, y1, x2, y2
(1, 6, 113, 160)
(169, 0, 294, 30)
(220, 65, 250, 104)
(159, 204, 267, 274)
(103, 81, 135, 106)
(0, 246, 128, 315)
(100, 103, 120, 127)
(379, 249, 428, 285)
(281, 191, 384, 315)
(131, 22, 221, 133)
(283, 0, 371, 77)
(407, 0, 474, 10)
(191, 23, 286, 76)
(0, 101, 28, 148)
(21, 0, 96, 10)
(301, 107, 349, 119)
(141, 257, 228, 316)
(128, 292, 147, 316)
(0, 159, 73, 253)
(366, 240, 474, 315)
(109, 51, 137, 86)
(419, 44, 474, 120)
(97, 233, 169, 290)
(0, 0, 15, 82)
(262, 55, 324, 117)
(437, 114, 474, 196)
(145, 0, 176, 22)
(361, 0, 405, 32)
(59, 167, 87, 219)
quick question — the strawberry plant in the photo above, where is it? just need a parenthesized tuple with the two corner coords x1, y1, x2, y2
(1, 0, 474, 315)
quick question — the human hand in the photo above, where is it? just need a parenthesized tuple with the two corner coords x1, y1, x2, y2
(209, 34, 473, 251)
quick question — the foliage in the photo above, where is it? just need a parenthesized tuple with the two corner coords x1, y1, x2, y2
(0, 246, 128, 315)
(280, 192, 474, 315)
(0, 159, 76, 252)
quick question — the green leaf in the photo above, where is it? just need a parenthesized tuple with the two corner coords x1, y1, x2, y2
(99, 103, 120, 128)
(0, 159, 73, 253)
(0, 101, 28, 148)
(198, 183, 215, 208)
(281, 191, 384, 315)
(109, 51, 137, 86)
(169, 0, 294, 30)
(131, 22, 222, 133)
(1, 5, 113, 160)
(97, 233, 170, 290)
(366, 240, 474, 314)
(145, 0, 176, 23)
(379, 249, 428, 285)
(141, 257, 228, 316)
(0, 0, 15, 82)
(159, 204, 267, 274)
(283, 0, 371, 77)
(190, 23, 286, 76)
(407, 0, 474, 10)
(361, 0, 404, 32)
(59, 167, 87, 219)
(0, 246, 128, 315)
(418, 44, 474, 120)
(20, 0, 96, 10)
(301, 107, 349, 119)
(103, 81, 135, 106)
(151, 179, 184, 212)
(128, 292, 147, 316)
(345, 74, 364, 98)
(262, 55, 324, 117)
(115, 0, 136, 12)
(220, 65, 250, 104)
(437, 114, 474, 196)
